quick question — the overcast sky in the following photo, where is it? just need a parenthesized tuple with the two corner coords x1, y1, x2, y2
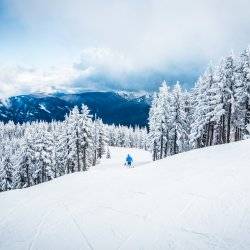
(0, 0, 250, 97)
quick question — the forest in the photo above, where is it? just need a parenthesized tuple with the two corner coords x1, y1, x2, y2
(149, 48, 250, 160)
(0, 47, 250, 192)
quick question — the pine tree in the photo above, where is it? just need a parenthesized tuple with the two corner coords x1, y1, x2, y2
(149, 92, 162, 160)
(157, 81, 172, 157)
(79, 105, 94, 171)
(17, 129, 36, 188)
(0, 143, 14, 191)
(234, 48, 250, 139)
(65, 106, 82, 172)
(170, 82, 188, 154)
(218, 55, 236, 143)
(106, 147, 111, 159)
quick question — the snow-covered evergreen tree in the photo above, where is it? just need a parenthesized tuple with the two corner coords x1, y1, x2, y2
(148, 92, 162, 160)
(0, 143, 14, 191)
(149, 81, 189, 159)
(170, 82, 189, 154)
(234, 48, 250, 139)
(79, 105, 94, 171)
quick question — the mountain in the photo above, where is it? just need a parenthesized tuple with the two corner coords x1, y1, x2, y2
(0, 91, 152, 126)
(1, 140, 250, 249)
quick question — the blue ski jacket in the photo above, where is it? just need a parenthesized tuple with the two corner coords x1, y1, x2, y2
(126, 154, 133, 163)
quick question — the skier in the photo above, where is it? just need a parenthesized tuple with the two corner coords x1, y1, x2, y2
(125, 154, 133, 168)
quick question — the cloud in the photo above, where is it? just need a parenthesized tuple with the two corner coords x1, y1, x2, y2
(0, 65, 92, 98)
(8, 0, 250, 60)
(0, 46, 199, 98)
(1, 0, 250, 97)
(74, 48, 134, 75)
(72, 47, 200, 91)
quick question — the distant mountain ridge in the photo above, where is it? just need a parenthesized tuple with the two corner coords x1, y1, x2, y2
(0, 91, 152, 126)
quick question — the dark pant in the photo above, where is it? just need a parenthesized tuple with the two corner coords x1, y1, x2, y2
(127, 161, 132, 166)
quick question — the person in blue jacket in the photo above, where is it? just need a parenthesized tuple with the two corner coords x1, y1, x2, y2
(126, 154, 133, 167)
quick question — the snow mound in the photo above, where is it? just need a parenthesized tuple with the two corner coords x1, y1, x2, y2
(1, 142, 250, 249)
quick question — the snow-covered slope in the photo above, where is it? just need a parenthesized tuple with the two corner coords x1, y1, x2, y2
(1, 141, 250, 250)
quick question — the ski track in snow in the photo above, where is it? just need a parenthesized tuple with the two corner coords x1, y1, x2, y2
(61, 202, 94, 250)
(28, 209, 54, 250)
(178, 197, 196, 218)
(0, 194, 44, 239)
(1, 143, 250, 249)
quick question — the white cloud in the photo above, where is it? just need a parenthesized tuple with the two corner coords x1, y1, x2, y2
(1, 0, 250, 96)
(9, 0, 250, 62)
(0, 48, 136, 98)
(0, 64, 94, 98)
(75, 48, 134, 75)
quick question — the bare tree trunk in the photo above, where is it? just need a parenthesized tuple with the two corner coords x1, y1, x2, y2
(153, 141, 157, 161)
(42, 163, 45, 183)
(173, 129, 178, 154)
(227, 103, 232, 143)
(239, 128, 242, 140)
(209, 124, 214, 146)
(197, 138, 201, 148)
(164, 132, 169, 157)
(26, 163, 30, 187)
(93, 150, 97, 166)
(66, 138, 70, 174)
(245, 98, 250, 135)
(82, 146, 87, 171)
(206, 123, 210, 146)
(221, 114, 226, 144)
(160, 133, 163, 159)
(234, 127, 239, 141)
(76, 130, 81, 171)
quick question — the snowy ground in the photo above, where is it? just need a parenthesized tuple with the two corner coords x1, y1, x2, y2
(1, 142, 250, 250)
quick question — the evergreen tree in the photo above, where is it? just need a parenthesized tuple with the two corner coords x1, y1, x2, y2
(170, 82, 188, 154)
(234, 48, 250, 139)
(0, 143, 14, 191)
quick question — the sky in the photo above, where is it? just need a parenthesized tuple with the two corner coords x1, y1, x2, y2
(0, 0, 250, 98)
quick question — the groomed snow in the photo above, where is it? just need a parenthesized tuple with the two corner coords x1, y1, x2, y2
(1, 141, 250, 249)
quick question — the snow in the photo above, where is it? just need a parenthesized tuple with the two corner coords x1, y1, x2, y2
(1, 141, 250, 249)
(39, 104, 51, 113)
(117, 91, 152, 103)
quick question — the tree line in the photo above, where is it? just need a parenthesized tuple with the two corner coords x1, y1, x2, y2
(149, 47, 250, 160)
(0, 105, 148, 192)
